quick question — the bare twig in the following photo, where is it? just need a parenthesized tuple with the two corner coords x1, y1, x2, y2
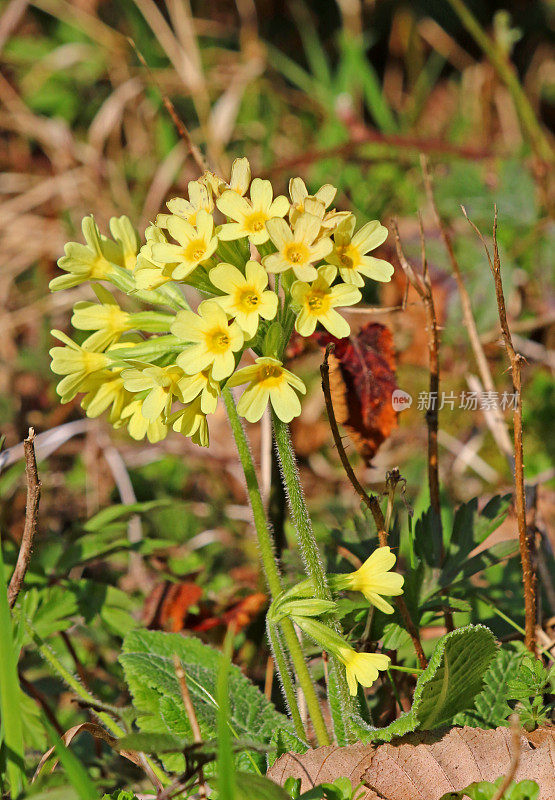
(420, 155, 514, 466)
(8, 427, 41, 608)
(464, 208, 536, 654)
(127, 37, 207, 176)
(393, 218, 455, 633)
(320, 347, 427, 669)
(491, 715, 522, 800)
(391, 221, 442, 519)
(172, 654, 207, 798)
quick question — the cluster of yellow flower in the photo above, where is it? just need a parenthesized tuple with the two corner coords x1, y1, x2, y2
(50, 158, 394, 446)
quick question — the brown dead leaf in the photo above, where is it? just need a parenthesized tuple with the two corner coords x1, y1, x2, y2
(267, 726, 555, 799)
(315, 322, 398, 464)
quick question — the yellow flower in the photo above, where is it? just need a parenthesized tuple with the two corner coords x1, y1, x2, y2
(171, 397, 209, 447)
(216, 178, 289, 245)
(337, 646, 391, 695)
(263, 213, 333, 281)
(330, 546, 405, 614)
(203, 157, 251, 198)
(291, 265, 361, 338)
(179, 368, 220, 414)
(72, 285, 173, 350)
(109, 216, 140, 271)
(288, 178, 350, 231)
(121, 364, 189, 420)
(156, 180, 214, 229)
(149, 210, 218, 281)
(81, 369, 129, 424)
(49, 330, 111, 402)
(118, 399, 168, 443)
(50, 216, 119, 292)
(227, 357, 306, 423)
(172, 300, 244, 380)
(327, 215, 393, 287)
(209, 260, 278, 339)
(71, 285, 130, 350)
(135, 225, 174, 290)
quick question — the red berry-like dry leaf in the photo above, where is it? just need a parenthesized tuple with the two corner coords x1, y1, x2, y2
(315, 322, 398, 464)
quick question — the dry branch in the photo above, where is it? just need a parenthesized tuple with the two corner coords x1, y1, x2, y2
(463, 208, 536, 653)
(320, 346, 427, 670)
(8, 427, 40, 608)
(420, 155, 514, 466)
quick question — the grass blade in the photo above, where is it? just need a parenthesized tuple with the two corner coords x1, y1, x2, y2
(0, 538, 25, 795)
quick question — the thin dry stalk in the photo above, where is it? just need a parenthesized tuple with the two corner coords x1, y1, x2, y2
(391, 222, 442, 518)
(420, 155, 514, 465)
(8, 427, 41, 608)
(492, 715, 522, 800)
(172, 654, 207, 798)
(464, 208, 536, 654)
(128, 38, 207, 176)
(393, 219, 455, 633)
(320, 347, 427, 670)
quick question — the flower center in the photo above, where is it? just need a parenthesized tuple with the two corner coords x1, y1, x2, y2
(90, 256, 112, 280)
(245, 212, 267, 233)
(185, 239, 206, 262)
(210, 329, 231, 352)
(259, 364, 284, 387)
(284, 243, 308, 265)
(238, 289, 260, 310)
(307, 291, 327, 312)
(337, 244, 359, 270)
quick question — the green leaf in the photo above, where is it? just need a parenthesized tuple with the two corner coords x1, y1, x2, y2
(439, 777, 540, 800)
(119, 630, 299, 773)
(115, 732, 186, 753)
(83, 500, 169, 531)
(229, 773, 290, 800)
(453, 646, 520, 728)
(355, 625, 497, 742)
(268, 727, 308, 769)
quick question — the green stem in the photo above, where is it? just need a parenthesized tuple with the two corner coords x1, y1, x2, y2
(271, 415, 329, 600)
(267, 621, 305, 741)
(27, 622, 167, 786)
(447, 0, 553, 163)
(223, 389, 330, 745)
(272, 413, 355, 742)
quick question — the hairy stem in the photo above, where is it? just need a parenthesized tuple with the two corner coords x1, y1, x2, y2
(271, 413, 355, 741)
(223, 388, 329, 744)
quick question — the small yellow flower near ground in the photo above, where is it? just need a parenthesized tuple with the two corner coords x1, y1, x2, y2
(179, 368, 220, 415)
(109, 216, 140, 271)
(121, 364, 188, 421)
(216, 178, 289, 245)
(171, 396, 209, 447)
(172, 299, 244, 381)
(81, 370, 129, 424)
(227, 356, 306, 423)
(291, 265, 361, 338)
(156, 180, 214, 229)
(49, 330, 111, 402)
(209, 260, 278, 339)
(337, 646, 391, 695)
(326, 215, 394, 287)
(263, 213, 333, 281)
(50, 216, 120, 292)
(150, 210, 218, 281)
(118, 399, 168, 443)
(330, 545, 405, 614)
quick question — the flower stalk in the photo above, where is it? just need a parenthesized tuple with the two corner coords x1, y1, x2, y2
(223, 388, 329, 745)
